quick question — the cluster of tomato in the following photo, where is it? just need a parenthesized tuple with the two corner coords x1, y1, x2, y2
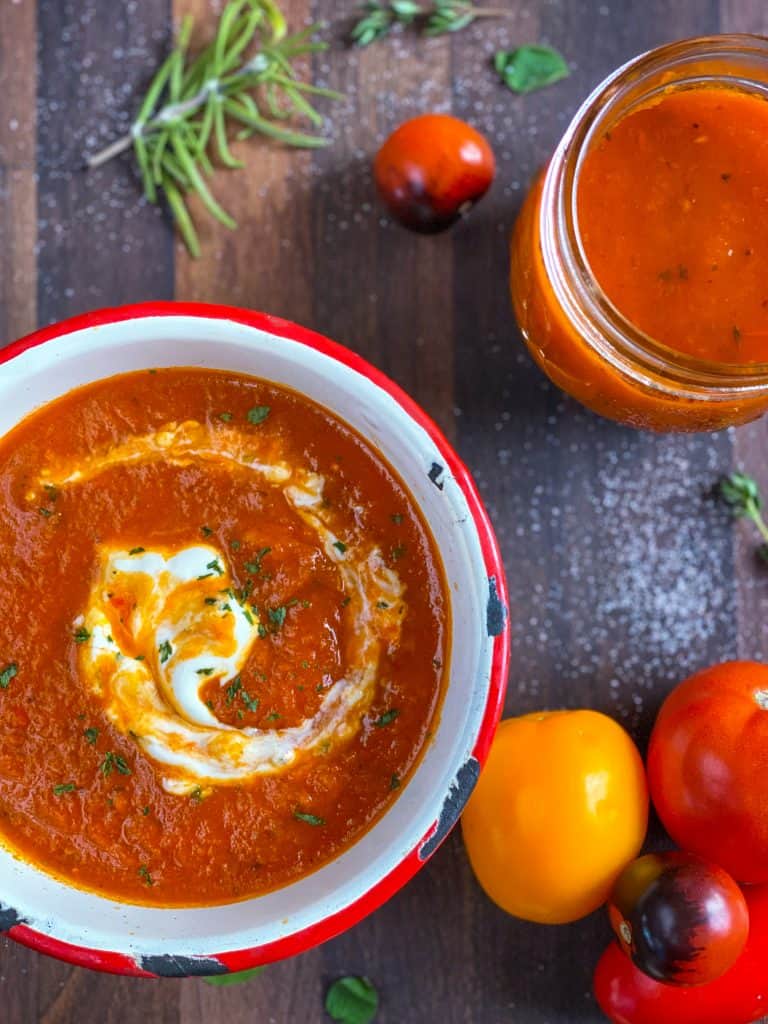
(461, 661, 768, 1024)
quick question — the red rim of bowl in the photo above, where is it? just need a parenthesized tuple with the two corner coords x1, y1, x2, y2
(0, 302, 511, 977)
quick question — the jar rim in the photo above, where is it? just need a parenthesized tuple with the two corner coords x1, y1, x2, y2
(541, 34, 768, 395)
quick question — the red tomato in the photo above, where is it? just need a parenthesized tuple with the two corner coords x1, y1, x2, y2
(608, 852, 748, 985)
(373, 113, 496, 233)
(594, 884, 768, 1024)
(648, 661, 768, 882)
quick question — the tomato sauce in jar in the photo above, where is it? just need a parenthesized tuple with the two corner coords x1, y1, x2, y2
(511, 37, 768, 431)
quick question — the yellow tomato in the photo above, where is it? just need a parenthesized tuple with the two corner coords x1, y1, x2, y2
(461, 710, 648, 924)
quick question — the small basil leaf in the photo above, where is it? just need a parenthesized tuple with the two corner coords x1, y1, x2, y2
(325, 976, 379, 1024)
(495, 45, 569, 95)
(202, 966, 264, 987)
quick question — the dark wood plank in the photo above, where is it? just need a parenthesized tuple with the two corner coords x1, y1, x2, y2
(0, 0, 36, 344)
(35, 0, 174, 326)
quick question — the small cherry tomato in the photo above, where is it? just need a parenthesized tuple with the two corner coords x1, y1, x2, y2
(648, 660, 768, 883)
(373, 113, 496, 233)
(594, 884, 768, 1024)
(608, 851, 749, 986)
(461, 710, 648, 924)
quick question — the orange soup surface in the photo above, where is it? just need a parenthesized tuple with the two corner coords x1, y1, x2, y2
(577, 86, 768, 363)
(0, 369, 448, 905)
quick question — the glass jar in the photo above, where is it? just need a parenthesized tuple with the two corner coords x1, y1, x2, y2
(510, 35, 768, 432)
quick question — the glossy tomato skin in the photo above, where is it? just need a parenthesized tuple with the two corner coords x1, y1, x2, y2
(461, 710, 648, 924)
(595, 885, 768, 1024)
(648, 661, 768, 883)
(374, 113, 496, 233)
(608, 852, 748, 986)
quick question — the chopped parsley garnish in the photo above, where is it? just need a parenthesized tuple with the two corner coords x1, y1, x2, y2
(243, 607, 255, 625)
(373, 709, 400, 728)
(83, 727, 99, 745)
(241, 690, 259, 713)
(0, 663, 18, 689)
(391, 544, 406, 561)
(218, 411, 233, 422)
(138, 864, 154, 886)
(301, 599, 311, 608)
(230, 539, 241, 551)
(44, 484, 58, 500)
(190, 786, 203, 802)
(268, 606, 287, 630)
(390, 773, 401, 790)
(196, 572, 214, 581)
(128, 547, 145, 555)
(225, 677, 242, 705)
(341, 596, 351, 607)
(244, 547, 272, 575)
(204, 597, 217, 605)
(247, 405, 271, 425)
(196, 667, 215, 676)
(53, 782, 76, 796)
(391, 513, 403, 524)
(200, 525, 213, 537)
(141, 805, 150, 816)
(101, 751, 131, 777)
(158, 640, 173, 664)
(257, 622, 268, 638)
(376, 601, 390, 610)
(300, 659, 310, 669)
(73, 627, 91, 644)
(266, 711, 280, 721)
(333, 540, 347, 554)
(135, 654, 146, 661)
(38, 507, 53, 518)
(206, 558, 223, 575)
(293, 809, 325, 826)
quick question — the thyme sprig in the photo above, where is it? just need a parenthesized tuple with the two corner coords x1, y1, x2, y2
(720, 471, 768, 562)
(351, 1, 509, 46)
(86, 0, 340, 256)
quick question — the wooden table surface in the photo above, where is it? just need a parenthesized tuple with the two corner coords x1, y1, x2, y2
(2, 1, 768, 1021)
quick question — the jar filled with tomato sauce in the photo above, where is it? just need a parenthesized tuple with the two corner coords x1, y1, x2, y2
(511, 36, 768, 432)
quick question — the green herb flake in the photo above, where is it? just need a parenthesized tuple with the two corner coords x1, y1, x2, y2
(128, 547, 145, 556)
(141, 805, 150, 816)
(230, 539, 241, 551)
(200, 525, 213, 537)
(138, 864, 154, 886)
(391, 544, 406, 561)
(53, 782, 77, 796)
(204, 597, 217, 605)
(293, 809, 325, 826)
(374, 709, 400, 728)
(202, 966, 264, 987)
(268, 606, 287, 631)
(197, 667, 215, 676)
(333, 540, 348, 554)
(266, 711, 281, 721)
(325, 976, 379, 1024)
(0, 663, 18, 689)
(206, 558, 223, 575)
(84, 727, 99, 745)
(376, 601, 390, 610)
(257, 622, 268, 638)
(38, 507, 53, 518)
(190, 786, 204, 802)
(101, 751, 132, 777)
(241, 690, 259, 712)
(225, 676, 243, 705)
(247, 405, 271, 425)
(244, 547, 272, 575)
(300, 659, 310, 669)
(391, 513, 403, 524)
(218, 412, 233, 423)
(135, 654, 146, 661)
(495, 44, 569, 95)
(44, 484, 58, 500)
(390, 773, 401, 791)
(158, 640, 173, 663)
(73, 627, 91, 644)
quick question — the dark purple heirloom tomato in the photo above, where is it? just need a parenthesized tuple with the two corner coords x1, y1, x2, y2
(607, 851, 749, 986)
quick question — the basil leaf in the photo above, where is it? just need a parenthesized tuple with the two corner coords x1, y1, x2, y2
(495, 45, 569, 95)
(325, 976, 379, 1024)
(202, 966, 264, 987)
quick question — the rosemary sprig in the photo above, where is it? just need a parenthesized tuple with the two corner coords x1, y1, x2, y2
(720, 471, 768, 562)
(350, 1, 509, 46)
(86, 1, 341, 256)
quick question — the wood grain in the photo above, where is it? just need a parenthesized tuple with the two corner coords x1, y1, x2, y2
(0, 0, 36, 343)
(3, 2, 768, 1021)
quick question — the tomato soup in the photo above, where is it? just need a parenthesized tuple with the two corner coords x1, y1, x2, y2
(0, 369, 448, 906)
(577, 86, 768, 363)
